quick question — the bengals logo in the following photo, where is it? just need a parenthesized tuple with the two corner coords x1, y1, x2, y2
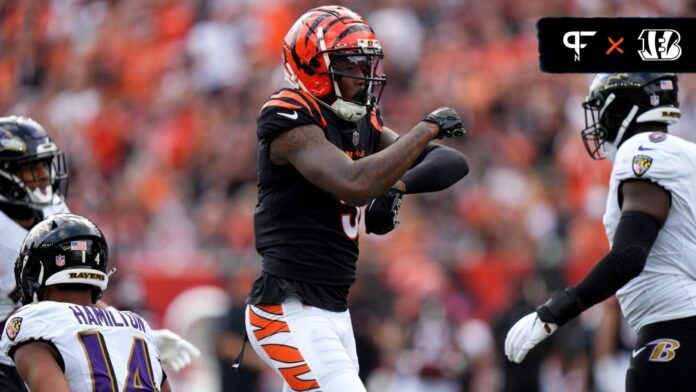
(638, 29, 682, 61)
(5, 317, 22, 341)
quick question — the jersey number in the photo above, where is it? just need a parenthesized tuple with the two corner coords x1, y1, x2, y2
(341, 207, 360, 239)
(78, 332, 159, 391)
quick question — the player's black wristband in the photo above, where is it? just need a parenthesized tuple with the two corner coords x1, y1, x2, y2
(402, 144, 469, 194)
(536, 286, 585, 326)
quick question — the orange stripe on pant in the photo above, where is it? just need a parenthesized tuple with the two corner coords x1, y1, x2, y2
(256, 304, 284, 315)
(248, 307, 290, 340)
(262, 343, 305, 364)
(278, 363, 320, 391)
(248, 306, 320, 391)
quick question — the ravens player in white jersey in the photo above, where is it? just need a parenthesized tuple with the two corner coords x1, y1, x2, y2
(0, 117, 198, 391)
(505, 73, 694, 391)
(0, 116, 70, 389)
(1, 213, 170, 392)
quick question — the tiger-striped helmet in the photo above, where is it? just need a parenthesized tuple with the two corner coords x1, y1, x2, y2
(282, 6, 387, 121)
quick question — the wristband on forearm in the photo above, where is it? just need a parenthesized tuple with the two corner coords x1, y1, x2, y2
(536, 286, 586, 326)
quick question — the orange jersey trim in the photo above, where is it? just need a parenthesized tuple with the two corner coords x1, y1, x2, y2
(261, 99, 303, 112)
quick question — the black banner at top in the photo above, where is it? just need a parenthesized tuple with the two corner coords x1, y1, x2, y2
(538, 18, 696, 73)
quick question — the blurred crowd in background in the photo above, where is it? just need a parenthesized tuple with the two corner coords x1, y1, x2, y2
(3, 0, 696, 390)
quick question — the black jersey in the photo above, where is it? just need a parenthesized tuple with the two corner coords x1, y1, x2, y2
(250, 88, 383, 310)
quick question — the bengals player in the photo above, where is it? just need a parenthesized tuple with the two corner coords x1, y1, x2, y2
(244, 6, 469, 392)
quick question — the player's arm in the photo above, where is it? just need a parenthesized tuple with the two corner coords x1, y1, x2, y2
(378, 127, 469, 194)
(270, 108, 463, 206)
(271, 122, 433, 206)
(14, 341, 70, 392)
(505, 180, 670, 363)
(162, 378, 172, 392)
(363, 127, 469, 234)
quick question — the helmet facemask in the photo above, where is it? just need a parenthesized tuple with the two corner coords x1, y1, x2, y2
(320, 45, 387, 121)
(0, 144, 68, 211)
(581, 93, 610, 160)
(581, 92, 639, 161)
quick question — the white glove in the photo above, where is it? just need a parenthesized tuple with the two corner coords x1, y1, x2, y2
(504, 312, 558, 363)
(151, 329, 201, 372)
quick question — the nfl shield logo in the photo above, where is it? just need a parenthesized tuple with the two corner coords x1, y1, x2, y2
(352, 130, 360, 147)
(633, 155, 653, 177)
(6, 317, 22, 341)
(56, 255, 65, 267)
(649, 94, 660, 106)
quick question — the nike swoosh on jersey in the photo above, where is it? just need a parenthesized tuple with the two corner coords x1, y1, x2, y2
(638, 145, 655, 151)
(278, 111, 299, 120)
(632, 346, 647, 358)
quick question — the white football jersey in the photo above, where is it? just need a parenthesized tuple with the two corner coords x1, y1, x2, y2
(1, 301, 165, 391)
(0, 198, 69, 365)
(604, 131, 696, 331)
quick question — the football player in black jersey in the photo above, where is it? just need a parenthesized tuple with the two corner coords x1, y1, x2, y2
(245, 6, 469, 391)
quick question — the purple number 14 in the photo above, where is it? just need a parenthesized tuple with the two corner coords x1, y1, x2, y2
(78, 332, 159, 391)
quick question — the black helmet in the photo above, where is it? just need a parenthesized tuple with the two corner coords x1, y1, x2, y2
(15, 213, 110, 305)
(581, 73, 680, 160)
(0, 116, 68, 219)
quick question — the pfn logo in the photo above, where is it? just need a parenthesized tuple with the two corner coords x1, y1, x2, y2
(563, 31, 597, 61)
(638, 29, 682, 61)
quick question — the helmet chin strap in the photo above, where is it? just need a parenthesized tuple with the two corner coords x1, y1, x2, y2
(316, 27, 368, 122)
(603, 105, 639, 161)
(33, 263, 45, 303)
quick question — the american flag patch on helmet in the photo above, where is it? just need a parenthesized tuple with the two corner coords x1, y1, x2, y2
(71, 241, 87, 251)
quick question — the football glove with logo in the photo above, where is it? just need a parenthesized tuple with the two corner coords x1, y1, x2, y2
(504, 312, 558, 363)
(365, 188, 404, 235)
(423, 107, 466, 139)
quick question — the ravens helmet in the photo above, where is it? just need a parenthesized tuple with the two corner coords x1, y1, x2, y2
(0, 116, 68, 220)
(15, 213, 111, 305)
(282, 6, 387, 121)
(581, 73, 680, 160)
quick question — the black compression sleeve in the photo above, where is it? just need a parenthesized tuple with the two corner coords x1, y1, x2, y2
(575, 210, 661, 307)
(401, 144, 469, 194)
(537, 211, 661, 326)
